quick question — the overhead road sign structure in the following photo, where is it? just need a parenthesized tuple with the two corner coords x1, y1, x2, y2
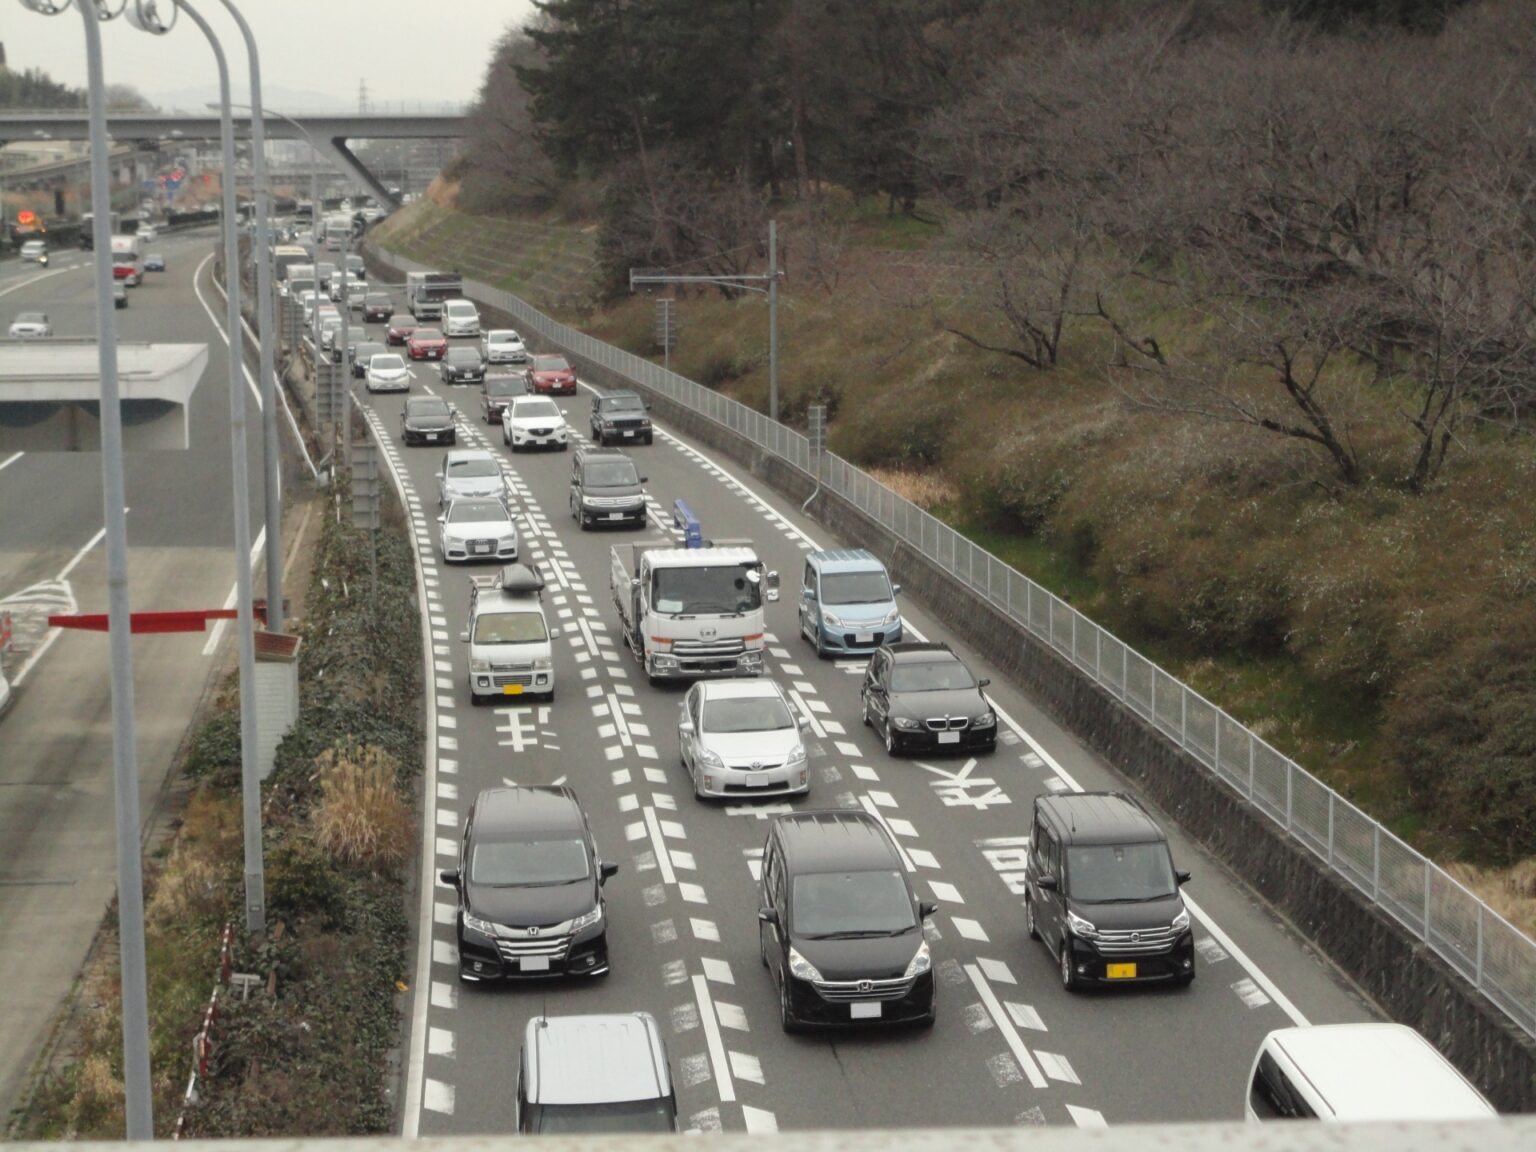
(0, 341, 208, 451)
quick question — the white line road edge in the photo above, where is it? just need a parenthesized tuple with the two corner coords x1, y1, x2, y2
(0, 451, 22, 475)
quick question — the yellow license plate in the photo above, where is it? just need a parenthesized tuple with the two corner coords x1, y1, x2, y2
(1105, 963, 1138, 980)
(502, 684, 524, 696)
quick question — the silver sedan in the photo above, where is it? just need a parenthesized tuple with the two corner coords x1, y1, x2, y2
(438, 496, 518, 564)
(677, 678, 810, 800)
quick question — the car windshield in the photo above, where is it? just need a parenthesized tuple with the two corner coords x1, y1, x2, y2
(15, 312, 46, 324)
(470, 838, 588, 886)
(367, 295, 390, 305)
(448, 500, 507, 524)
(536, 1100, 675, 1134)
(791, 870, 916, 938)
(486, 379, 524, 397)
(414, 329, 444, 340)
(489, 330, 521, 343)
(389, 315, 414, 327)
(704, 694, 795, 733)
(408, 400, 450, 419)
(473, 611, 546, 644)
(582, 461, 639, 487)
(890, 658, 975, 693)
(514, 399, 561, 421)
(370, 355, 405, 372)
(534, 355, 570, 371)
(1066, 843, 1178, 903)
(448, 303, 476, 315)
(448, 349, 481, 364)
(356, 344, 384, 359)
(821, 570, 893, 605)
(448, 458, 499, 479)
(652, 565, 762, 616)
(604, 395, 644, 412)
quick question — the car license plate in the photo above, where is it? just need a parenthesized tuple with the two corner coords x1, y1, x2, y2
(607, 512, 627, 520)
(855, 631, 874, 644)
(1106, 962, 1138, 980)
(850, 1001, 882, 1020)
(502, 684, 523, 696)
(622, 430, 635, 437)
(938, 731, 960, 744)
(745, 772, 768, 788)
(473, 543, 491, 554)
(426, 433, 438, 441)
(520, 956, 550, 972)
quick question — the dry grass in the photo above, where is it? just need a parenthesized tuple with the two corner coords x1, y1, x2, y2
(865, 466, 959, 511)
(1449, 859, 1536, 940)
(311, 743, 413, 870)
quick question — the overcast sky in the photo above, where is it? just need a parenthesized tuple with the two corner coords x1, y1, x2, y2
(4, 0, 534, 112)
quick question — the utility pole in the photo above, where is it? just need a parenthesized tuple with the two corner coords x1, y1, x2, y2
(629, 220, 784, 421)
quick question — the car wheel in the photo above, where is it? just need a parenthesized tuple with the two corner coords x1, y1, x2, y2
(779, 976, 801, 1034)
(1060, 937, 1078, 992)
(644, 434, 654, 445)
(861, 695, 872, 727)
(559, 442, 568, 452)
(884, 721, 898, 757)
(1025, 893, 1040, 940)
(759, 924, 770, 969)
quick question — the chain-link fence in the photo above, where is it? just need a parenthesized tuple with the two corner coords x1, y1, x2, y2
(372, 245, 1536, 1041)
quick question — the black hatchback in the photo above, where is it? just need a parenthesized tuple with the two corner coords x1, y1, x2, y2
(758, 810, 937, 1031)
(401, 395, 456, 446)
(440, 345, 487, 385)
(860, 642, 997, 756)
(440, 786, 619, 982)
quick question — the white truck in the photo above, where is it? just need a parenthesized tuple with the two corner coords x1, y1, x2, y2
(407, 271, 464, 321)
(611, 542, 779, 681)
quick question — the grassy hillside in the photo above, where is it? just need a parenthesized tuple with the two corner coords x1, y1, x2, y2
(370, 193, 1536, 934)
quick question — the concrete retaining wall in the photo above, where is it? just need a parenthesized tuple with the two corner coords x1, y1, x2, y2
(363, 242, 1536, 1112)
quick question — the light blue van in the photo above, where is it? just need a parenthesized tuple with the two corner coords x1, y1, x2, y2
(797, 548, 902, 657)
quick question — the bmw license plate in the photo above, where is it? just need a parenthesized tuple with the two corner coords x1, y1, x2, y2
(850, 1001, 882, 1019)
(502, 684, 523, 696)
(938, 731, 960, 744)
(520, 956, 550, 972)
(1106, 962, 1137, 980)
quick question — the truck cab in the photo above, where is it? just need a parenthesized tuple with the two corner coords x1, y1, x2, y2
(460, 563, 560, 703)
(517, 1013, 677, 1134)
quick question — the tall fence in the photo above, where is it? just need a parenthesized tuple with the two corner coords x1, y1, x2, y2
(372, 245, 1536, 1042)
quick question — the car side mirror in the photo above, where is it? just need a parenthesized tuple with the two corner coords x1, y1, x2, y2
(892, 584, 902, 596)
(1176, 869, 1192, 885)
(918, 900, 938, 920)
(804, 587, 817, 601)
(1036, 875, 1058, 891)
(758, 907, 778, 926)
(437, 514, 446, 523)
(458, 631, 470, 643)
(438, 869, 460, 887)
(639, 475, 649, 484)
(600, 861, 620, 881)
(978, 677, 991, 688)
(796, 716, 809, 729)
(549, 626, 563, 638)
(679, 720, 695, 736)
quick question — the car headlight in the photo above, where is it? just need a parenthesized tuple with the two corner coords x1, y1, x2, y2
(463, 912, 499, 937)
(696, 747, 724, 769)
(787, 947, 823, 982)
(903, 940, 932, 979)
(785, 744, 807, 765)
(532, 656, 552, 671)
(892, 716, 922, 731)
(821, 611, 846, 628)
(1066, 910, 1099, 940)
(498, 535, 517, 548)
(1171, 906, 1190, 933)
(973, 711, 996, 729)
(569, 905, 603, 933)
(880, 605, 901, 626)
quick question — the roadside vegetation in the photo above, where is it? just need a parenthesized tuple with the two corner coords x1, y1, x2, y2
(374, 0, 1536, 930)
(11, 486, 422, 1138)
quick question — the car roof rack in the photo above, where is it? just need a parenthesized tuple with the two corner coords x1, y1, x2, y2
(470, 562, 546, 604)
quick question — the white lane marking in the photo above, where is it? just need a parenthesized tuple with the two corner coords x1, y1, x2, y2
(0, 264, 72, 298)
(787, 688, 827, 738)
(1066, 1105, 1107, 1128)
(430, 981, 457, 1010)
(691, 974, 737, 1103)
(9, 520, 115, 688)
(428, 1027, 455, 1057)
(858, 795, 916, 872)
(728, 1051, 764, 1084)
(200, 528, 268, 657)
(929, 879, 964, 903)
(1004, 1002, 1046, 1031)
(1036, 1051, 1080, 1085)
(964, 963, 1048, 1089)
(0, 451, 22, 475)
(1232, 978, 1272, 1008)
(422, 1078, 455, 1115)
(952, 917, 989, 942)
(643, 806, 677, 885)
(741, 1106, 778, 1133)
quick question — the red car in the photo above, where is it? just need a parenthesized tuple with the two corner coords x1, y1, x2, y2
(525, 353, 578, 395)
(407, 327, 448, 360)
(385, 313, 419, 346)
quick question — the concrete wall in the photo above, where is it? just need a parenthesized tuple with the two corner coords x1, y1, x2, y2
(363, 243, 1536, 1112)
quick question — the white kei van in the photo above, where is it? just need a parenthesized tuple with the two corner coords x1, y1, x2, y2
(461, 563, 559, 703)
(1246, 1024, 1496, 1122)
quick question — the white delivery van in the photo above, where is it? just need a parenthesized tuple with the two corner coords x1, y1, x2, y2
(1246, 1024, 1497, 1122)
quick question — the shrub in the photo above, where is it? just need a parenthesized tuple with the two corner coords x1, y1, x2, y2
(310, 742, 413, 871)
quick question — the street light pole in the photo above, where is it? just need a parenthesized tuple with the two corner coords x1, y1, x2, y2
(216, 0, 284, 634)
(178, 0, 266, 934)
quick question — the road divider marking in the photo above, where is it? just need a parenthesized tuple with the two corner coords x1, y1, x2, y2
(965, 963, 1048, 1089)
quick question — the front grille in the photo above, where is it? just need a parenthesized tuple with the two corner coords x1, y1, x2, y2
(492, 673, 533, 688)
(813, 976, 914, 1002)
(924, 717, 970, 731)
(724, 759, 785, 771)
(1093, 924, 1182, 956)
(466, 538, 501, 554)
(609, 418, 647, 429)
(673, 638, 747, 659)
(584, 495, 637, 508)
(493, 932, 572, 962)
(526, 426, 555, 436)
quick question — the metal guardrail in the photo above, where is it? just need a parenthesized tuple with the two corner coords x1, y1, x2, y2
(371, 244, 1536, 1042)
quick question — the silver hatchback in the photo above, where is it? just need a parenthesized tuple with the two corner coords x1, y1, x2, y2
(677, 678, 810, 801)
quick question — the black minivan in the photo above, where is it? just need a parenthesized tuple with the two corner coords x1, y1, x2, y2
(440, 786, 619, 982)
(758, 810, 937, 1031)
(1024, 791, 1195, 990)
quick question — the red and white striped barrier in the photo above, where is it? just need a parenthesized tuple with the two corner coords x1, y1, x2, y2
(172, 924, 234, 1140)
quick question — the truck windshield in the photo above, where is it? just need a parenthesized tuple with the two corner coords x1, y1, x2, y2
(821, 570, 892, 605)
(652, 565, 761, 616)
(535, 1099, 676, 1134)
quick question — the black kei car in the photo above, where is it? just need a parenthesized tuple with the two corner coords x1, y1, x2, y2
(440, 345, 487, 385)
(758, 810, 937, 1032)
(859, 642, 997, 756)
(401, 395, 456, 446)
(439, 786, 619, 982)
(1024, 791, 1195, 990)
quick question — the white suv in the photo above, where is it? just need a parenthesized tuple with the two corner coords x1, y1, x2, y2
(442, 298, 481, 337)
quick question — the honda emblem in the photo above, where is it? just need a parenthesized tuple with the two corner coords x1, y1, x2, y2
(857, 980, 874, 993)
(527, 925, 540, 937)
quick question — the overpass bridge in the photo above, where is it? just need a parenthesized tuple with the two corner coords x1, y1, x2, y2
(0, 112, 465, 207)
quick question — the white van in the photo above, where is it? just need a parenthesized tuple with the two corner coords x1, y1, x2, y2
(442, 298, 481, 337)
(461, 563, 559, 703)
(1246, 1024, 1496, 1122)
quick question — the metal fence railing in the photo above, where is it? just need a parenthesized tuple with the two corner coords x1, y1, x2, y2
(372, 244, 1536, 1042)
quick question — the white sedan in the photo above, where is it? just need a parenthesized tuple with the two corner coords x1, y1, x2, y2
(481, 328, 529, 364)
(438, 496, 518, 564)
(678, 679, 810, 800)
(365, 353, 411, 393)
(8, 311, 52, 338)
(502, 396, 569, 452)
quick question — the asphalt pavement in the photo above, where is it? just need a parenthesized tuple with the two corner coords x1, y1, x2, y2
(340, 302, 1382, 1137)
